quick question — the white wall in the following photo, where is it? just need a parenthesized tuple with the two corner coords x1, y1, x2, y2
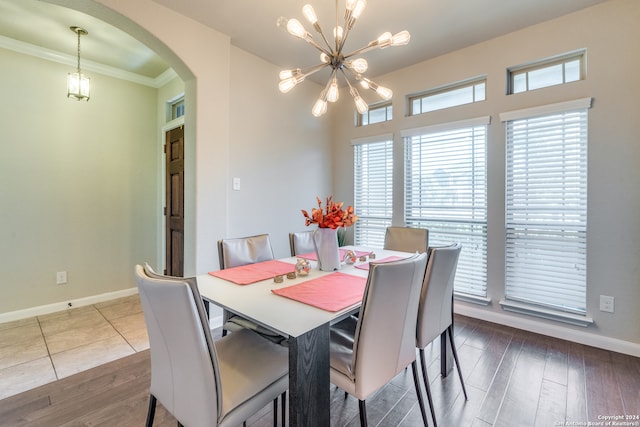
(333, 0, 640, 352)
(227, 47, 332, 258)
(0, 48, 158, 313)
(0, 0, 332, 320)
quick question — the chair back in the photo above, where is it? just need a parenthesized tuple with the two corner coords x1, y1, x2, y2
(416, 243, 462, 348)
(383, 226, 429, 253)
(289, 230, 315, 256)
(218, 234, 274, 269)
(351, 252, 428, 398)
(135, 265, 221, 425)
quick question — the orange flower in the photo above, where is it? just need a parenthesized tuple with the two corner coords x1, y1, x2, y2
(302, 196, 359, 229)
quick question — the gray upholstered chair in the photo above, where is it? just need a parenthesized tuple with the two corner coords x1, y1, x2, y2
(383, 226, 429, 253)
(218, 234, 275, 270)
(288, 230, 316, 256)
(217, 234, 282, 340)
(135, 265, 288, 427)
(416, 243, 468, 427)
(329, 253, 430, 427)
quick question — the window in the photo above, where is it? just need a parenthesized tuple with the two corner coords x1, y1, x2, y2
(172, 99, 185, 119)
(408, 77, 486, 116)
(402, 117, 489, 297)
(502, 98, 591, 315)
(508, 50, 585, 94)
(357, 101, 392, 127)
(166, 95, 185, 122)
(353, 135, 394, 248)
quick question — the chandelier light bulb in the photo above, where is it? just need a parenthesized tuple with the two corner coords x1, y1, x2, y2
(391, 30, 411, 46)
(351, 0, 366, 20)
(334, 26, 344, 43)
(346, 0, 366, 14)
(279, 75, 304, 93)
(346, 58, 368, 73)
(376, 86, 393, 100)
(279, 68, 300, 80)
(302, 4, 318, 24)
(287, 18, 307, 39)
(320, 52, 330, 63)
(312, 98, 328, 117)
(354, 95, 368, 114)
(327, 76, 339, 102)
(376, 32, 393, 48)
(349, 87, 368, 114)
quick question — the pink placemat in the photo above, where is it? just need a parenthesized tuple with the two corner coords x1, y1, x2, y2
(354, 255, 408, 271)
(209, 260, 295, 285)
(272, 272, 367, 312)
(297, 249, 370, 261)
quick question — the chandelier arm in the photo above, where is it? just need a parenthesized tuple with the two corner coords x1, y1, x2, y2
(335, 0, 339, 52)
(301, 63, 330, 79)
(315, 26, 334, 53)
(322, 69, 336, 95)
(337, 25, 352, 54)
(342, 43, 379, 59)
(338, 12, 358, 54)
(303, 37, 333, 57)
(340, 68, 357, 94)
(342, 66, 357, 80)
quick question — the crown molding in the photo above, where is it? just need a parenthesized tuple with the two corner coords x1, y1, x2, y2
(0, 34, 176, 88)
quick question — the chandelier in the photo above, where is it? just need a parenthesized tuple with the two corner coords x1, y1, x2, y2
(278, 0, 410, 117)
(67, 26, 90, 101)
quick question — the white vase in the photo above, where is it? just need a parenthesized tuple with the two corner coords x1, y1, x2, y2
(313, 228, 341, 271)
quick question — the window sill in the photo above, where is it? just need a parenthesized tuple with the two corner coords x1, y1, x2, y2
(454, 293, 491, 306)
(499, 299, 594, 327)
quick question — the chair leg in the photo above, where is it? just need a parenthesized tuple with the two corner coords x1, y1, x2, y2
(281, 391, 286, 427)
(411, 360, 430, 427)
(273, 397, 278, 427)
(145, 394, 157, 427)
(419, 348, 438, 427)
(358, 399, 368, 427)
(448, 325, 468, 401)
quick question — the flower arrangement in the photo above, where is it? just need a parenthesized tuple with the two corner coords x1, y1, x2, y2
(302, 196, 358, 229)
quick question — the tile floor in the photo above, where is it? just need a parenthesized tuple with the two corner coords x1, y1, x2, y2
(0, 294, 148, 400)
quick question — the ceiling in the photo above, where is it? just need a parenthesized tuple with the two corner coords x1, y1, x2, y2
(0, 0, 610, 84)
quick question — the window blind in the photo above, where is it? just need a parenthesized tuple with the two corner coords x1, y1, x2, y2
(353, 138, 393, 248)
(404, 125, 488, 297)
(504, 108, 588, 314)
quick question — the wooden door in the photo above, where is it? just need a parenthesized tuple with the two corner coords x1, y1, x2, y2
(165, 125, 184, 276)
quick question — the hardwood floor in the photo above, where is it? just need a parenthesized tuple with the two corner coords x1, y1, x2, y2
(1, 315, 638, 427)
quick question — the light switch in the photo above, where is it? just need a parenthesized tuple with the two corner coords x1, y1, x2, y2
(232, 177, 241, 191)
(599, 295, 614, 313)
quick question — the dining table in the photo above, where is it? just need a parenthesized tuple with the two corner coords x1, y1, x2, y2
(197, 246, 452, 427)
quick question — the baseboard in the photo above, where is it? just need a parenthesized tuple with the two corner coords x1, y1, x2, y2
(0, 288, 139, 323)
(455, 303, 640, 358)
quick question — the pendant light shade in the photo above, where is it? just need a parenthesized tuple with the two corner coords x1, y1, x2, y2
(67, 26, 90, 101)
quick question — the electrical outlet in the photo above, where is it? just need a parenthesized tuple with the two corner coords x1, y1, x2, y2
(599, 295, 614, 313)
(56, 271, 67, 285)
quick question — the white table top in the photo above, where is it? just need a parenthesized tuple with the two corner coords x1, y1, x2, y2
(197, 247, 410, 338)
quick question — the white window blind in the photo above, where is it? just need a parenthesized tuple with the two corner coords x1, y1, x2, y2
(504, 104, 588, 314)
(353, 137, 393, 248)
(403, 121, 488, 297)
